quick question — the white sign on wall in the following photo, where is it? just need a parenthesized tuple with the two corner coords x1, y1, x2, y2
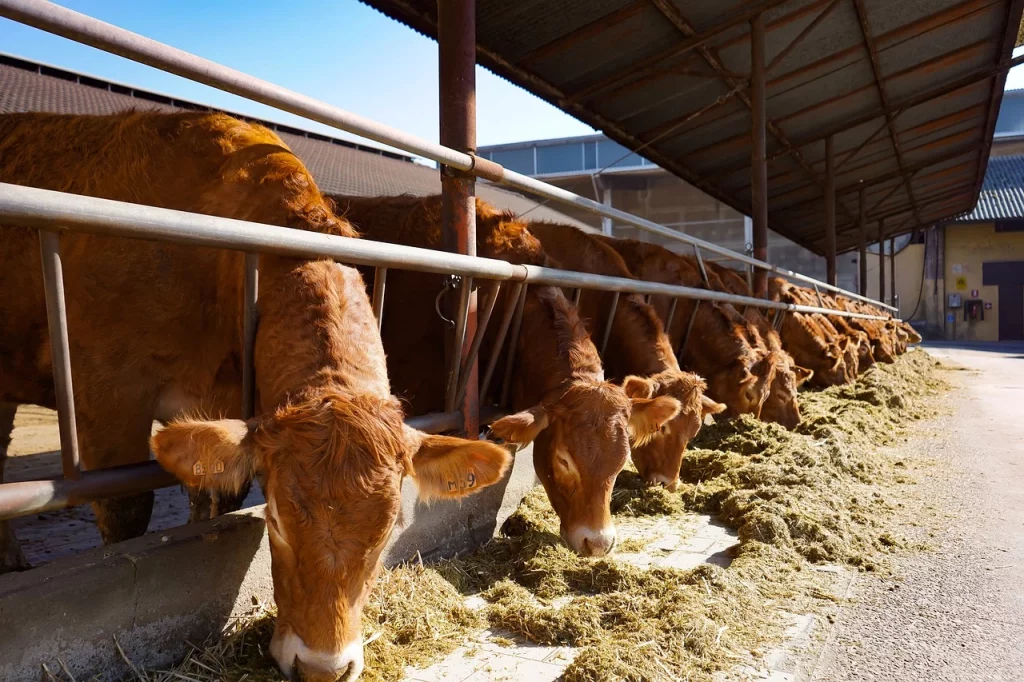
(952, 264, 963, 274)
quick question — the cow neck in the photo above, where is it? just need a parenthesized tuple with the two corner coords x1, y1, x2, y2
(511, 286, 604, 409)
(601, 294, 679, 379)
(252, 256, 391, 412)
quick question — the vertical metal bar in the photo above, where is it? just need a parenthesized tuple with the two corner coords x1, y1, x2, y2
(878, 219, 886, 305)
(500, 284, 529, 408)
(750, 12, 769, 297)
(599, 291, 620, 356)
(572, 287, 582, 307)
(858, 187, 867, 297)
(438, 0, 479, 435)
(371, 266, 387, 332)
(455, 281, 502, 407)
(38, 230, 80, 479)
(445, 277, 473, 413)
(677, 299, 701, 356)
(773, 309, 785, 332)
(480, 281, 523, 401)
(813, 283, 825, 308)
(664, 297, 679, 332)
(824, 135, 837, 286)
(693, 244, 709, 284)
(889, 234, 896, 309)
(242, 252, 259, 420)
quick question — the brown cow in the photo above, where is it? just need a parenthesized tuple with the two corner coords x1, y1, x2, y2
(700, 261, 813, 428)
(596, 236, 783, 419)
(334, 196, 681, 556)
(524, 222, 725, 490)
(766, 278, 853, 387)
(0, 112, 510, 681)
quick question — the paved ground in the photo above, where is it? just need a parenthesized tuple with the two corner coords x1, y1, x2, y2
(805, 343, 1024, 682)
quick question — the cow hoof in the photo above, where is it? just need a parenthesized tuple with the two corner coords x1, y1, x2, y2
(188, 481, 251, 523)
(93, 491, 155, 545)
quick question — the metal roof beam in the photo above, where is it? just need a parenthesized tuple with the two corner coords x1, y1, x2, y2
(518, 0, 648, 68)
(565, 0, 792, 103)
(851, 0, 923, 229)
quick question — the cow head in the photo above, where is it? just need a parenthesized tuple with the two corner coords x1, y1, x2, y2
(705, 357, 772, 419)
(152, 392, 510, 682)
(813, 339, 851, 386)
(490, 380, 679, 557)
(621, 371, 723, 490)
(759, 351, 813, 429)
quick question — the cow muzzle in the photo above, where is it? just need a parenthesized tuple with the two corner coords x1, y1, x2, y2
(271, 629, 364, 682)
(566, 524, 617, 557)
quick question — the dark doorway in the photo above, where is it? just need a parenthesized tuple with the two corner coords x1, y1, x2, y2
(982, 261, 1024, 341)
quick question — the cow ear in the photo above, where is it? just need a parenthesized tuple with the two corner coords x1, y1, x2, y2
(151, 419, 257, 494)
(406, 432, 511, 501)
(838, 337, 850, 351)
(622, 375, 656, 399)
(489, 405, 550, 445)
(701, 395, 727, 418)
(628, 395, 681, 440)
(792, 365, 814, 386)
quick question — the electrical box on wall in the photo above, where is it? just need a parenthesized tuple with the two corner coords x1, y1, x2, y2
(948, 293, 962, 308)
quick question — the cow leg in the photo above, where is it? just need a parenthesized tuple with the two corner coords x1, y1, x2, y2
(78, 407, 156, 546)
(0, 402, 31, 573)
(187, 482, 251, 523)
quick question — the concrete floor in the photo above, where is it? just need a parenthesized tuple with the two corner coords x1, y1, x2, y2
(805, 343, 1024, 682)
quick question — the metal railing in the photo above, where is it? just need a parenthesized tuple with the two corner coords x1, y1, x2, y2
(0, 0, 897, 521)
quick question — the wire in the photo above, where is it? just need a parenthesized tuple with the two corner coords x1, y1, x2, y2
(904, 232, 928, 321)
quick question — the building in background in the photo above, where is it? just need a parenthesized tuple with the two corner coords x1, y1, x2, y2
(479, 134, 864, 292)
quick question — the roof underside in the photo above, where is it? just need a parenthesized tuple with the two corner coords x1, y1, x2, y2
(360, 0, 1024, 254)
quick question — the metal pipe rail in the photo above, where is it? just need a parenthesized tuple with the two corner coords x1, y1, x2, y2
(0, 0, 896, 314)
(0, 183, 892, 322)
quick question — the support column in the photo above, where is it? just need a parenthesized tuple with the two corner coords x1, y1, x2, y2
(601, 185, 613, 235)
(750, 13, 768, 296)
(858, 186, 867, 296)
(890, 233, 897, 311)
(824, 136, 837, 286)
(878, 218, 886, 305)
(438, 0, 478, 436)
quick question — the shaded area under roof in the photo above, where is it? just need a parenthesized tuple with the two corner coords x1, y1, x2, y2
(0, 54, 594, 231)
(360, 0, 1024, 254)
(954, 154, 1024, 221)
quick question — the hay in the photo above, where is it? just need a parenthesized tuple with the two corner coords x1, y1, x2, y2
(120, 351, 950, 682)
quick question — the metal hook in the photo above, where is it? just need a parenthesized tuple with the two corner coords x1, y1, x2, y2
(434, 275, 462, 328)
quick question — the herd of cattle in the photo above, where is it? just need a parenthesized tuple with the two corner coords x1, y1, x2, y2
(0, 111, 919, 682)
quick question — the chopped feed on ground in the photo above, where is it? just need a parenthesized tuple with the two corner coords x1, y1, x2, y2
(104, 350, 953, 682)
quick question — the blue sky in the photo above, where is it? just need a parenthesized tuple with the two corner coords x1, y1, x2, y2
(2, 3, 1023, 158)
(0, 0, 596, 153)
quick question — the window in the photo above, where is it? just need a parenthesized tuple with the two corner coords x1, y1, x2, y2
(537, 143, 585, 175)
(489, 148, 535, 175)
(994, 220, 1024, 232)
(596, 139, 643, 169)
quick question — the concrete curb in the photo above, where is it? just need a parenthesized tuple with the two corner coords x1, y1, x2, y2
(0, 445, 537, 680)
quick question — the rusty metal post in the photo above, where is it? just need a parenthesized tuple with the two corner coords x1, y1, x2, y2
(438, 0, 479, 436)
(39, 231, 80, 479)
(242, 253, 259, 420)
(889, 234, 896, 309)
(858, 187, 867, 297)
(824, 135, 837, 286)
(878, 218, 886, 304)
(750, 12, 768, 296)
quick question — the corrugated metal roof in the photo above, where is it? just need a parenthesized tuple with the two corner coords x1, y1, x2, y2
(955, 154, 1024, 221)
(0, 54, 594, 230)
(360, 0, 1024, 254)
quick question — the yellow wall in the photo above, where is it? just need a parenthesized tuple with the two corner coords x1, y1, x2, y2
(943, 223, 1024, 341)
(862, 244, 925, 320)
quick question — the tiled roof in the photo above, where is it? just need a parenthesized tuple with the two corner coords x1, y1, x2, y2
(0, 54, 593, 229)
(955, 155, 1024, 222)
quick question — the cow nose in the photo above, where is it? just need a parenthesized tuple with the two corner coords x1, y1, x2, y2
(570, 525, 616, 557)
(296, 660, 357, 682)
(271, 630, 363, 682)
(644, 473, 679, 492)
